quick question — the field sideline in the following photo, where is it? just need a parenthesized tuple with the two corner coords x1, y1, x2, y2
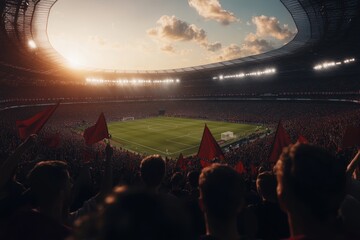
(108, 117, 265, 158)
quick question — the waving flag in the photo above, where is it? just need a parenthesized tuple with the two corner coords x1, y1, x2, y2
(16, 102, 60, 140)
(268, 120, 292, 162)
(235, 161, 246, 174)
(198, 124, 224, 167)
(83, 113, 110, 145)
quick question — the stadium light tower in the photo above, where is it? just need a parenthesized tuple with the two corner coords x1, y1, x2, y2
(28, 40, 37, 49)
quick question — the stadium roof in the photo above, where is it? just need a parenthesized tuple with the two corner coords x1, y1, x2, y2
(0, 0, 359, 82)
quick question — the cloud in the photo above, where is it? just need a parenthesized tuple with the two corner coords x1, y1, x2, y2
(148, 15, 222, 53)
(242, 33, 274, 55)
(215, 33, 274, 61)
(160, 44, 176, 53)
(205, 42, 222, 52)
(252, 15, 296, 42)
(160, 44, 193, 56)
(215, 44, 241, 61)
(147, 15, 293, 57)
(212, 15, 296, 61)
(147, 15, 207, 43)
(188, 0, 239, 25)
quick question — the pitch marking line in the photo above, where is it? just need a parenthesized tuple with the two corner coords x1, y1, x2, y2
(168, 131, 202, 141)
(154, 119, 199, 127)
(166, 139, 193, 147)
(112, 136, 169, 154)
(172, 144, 200, 155)
(112, 136, 200, 155)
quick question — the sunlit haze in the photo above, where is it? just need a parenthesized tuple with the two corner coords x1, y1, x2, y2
(47, 0, 297, 70)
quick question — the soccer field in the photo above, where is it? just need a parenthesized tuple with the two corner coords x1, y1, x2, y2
(108, 117, 265, 158)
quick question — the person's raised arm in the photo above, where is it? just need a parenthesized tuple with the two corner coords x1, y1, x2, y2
(0, 134, 37, 190)
(68, 144, 114, 224)
(346, 149, 360, 179)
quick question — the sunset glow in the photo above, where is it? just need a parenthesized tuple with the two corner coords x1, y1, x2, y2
(47, 0, 297, 71)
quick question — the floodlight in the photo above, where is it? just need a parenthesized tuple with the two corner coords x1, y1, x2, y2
(28, 40, 37, 49)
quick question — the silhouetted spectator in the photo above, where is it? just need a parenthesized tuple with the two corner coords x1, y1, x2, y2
(0, 135, 36, 235)
(183, 170, 205, 238)
(67, 143, 114, 224)
(248, 171, 289, 239)
(199, 164, 245, 240)
(1, 142, 114, 240)
(275, 143, 346, 239)
(170, 172, 188, 199)
(187, 170, 200, 200)
(5, 161, 72, 240)
(72, 186, 194, 240)
(140, 155, 166, 192)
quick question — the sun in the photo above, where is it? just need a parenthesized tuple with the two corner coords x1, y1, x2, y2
(65, 54, 82, 68)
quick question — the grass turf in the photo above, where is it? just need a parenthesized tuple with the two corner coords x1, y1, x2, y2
(108, 116, 265, 158)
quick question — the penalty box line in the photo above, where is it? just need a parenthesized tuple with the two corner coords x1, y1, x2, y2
(112, 136, 199, 155)
(112, 136, 168, 155)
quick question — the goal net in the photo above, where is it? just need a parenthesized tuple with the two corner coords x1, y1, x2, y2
(221, 131, 235, 141)
(122, 117, 135, 121)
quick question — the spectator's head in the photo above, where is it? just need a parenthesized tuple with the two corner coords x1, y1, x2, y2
(275, 143, 346, 221)
(171, 172, 183, 190)
(75, 186, 193, 240)
(140, 155, 165, 189)
(256, 171, 277, 202)
(199, 164, 245, 221)
(28, 160, 72, 207)
(187, 171, 200, 189)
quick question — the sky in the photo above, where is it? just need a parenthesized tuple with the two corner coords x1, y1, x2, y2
(47, 0, 297, 71)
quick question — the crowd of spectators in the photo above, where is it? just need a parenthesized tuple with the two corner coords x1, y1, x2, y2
(1, 100, 360, 239)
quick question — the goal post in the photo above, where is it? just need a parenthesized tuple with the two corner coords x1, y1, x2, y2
(221, 131, 235, 141)
(122, 117, 135, 121)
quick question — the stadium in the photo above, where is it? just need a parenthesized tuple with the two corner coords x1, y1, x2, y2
(1, 0, 360, 239)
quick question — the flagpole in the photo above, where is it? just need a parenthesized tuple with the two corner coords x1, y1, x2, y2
(267, 119, 282, 162)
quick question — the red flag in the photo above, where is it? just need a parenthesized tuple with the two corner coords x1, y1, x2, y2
(235, 161, 246, 174)
(268, 121, 292, 162)
(83, 113, 110, 145)
(297, 135, 308, 144)
(200, 159, 213, 168)
(176, 153, 188, 171)
(16, 102, 60, 140)
(342, 126, 360, 148)
(43, 132, 61, 148)
(197, 124, 224, 168)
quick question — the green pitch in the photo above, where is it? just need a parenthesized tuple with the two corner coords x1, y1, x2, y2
(108, 117, 265, 158)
